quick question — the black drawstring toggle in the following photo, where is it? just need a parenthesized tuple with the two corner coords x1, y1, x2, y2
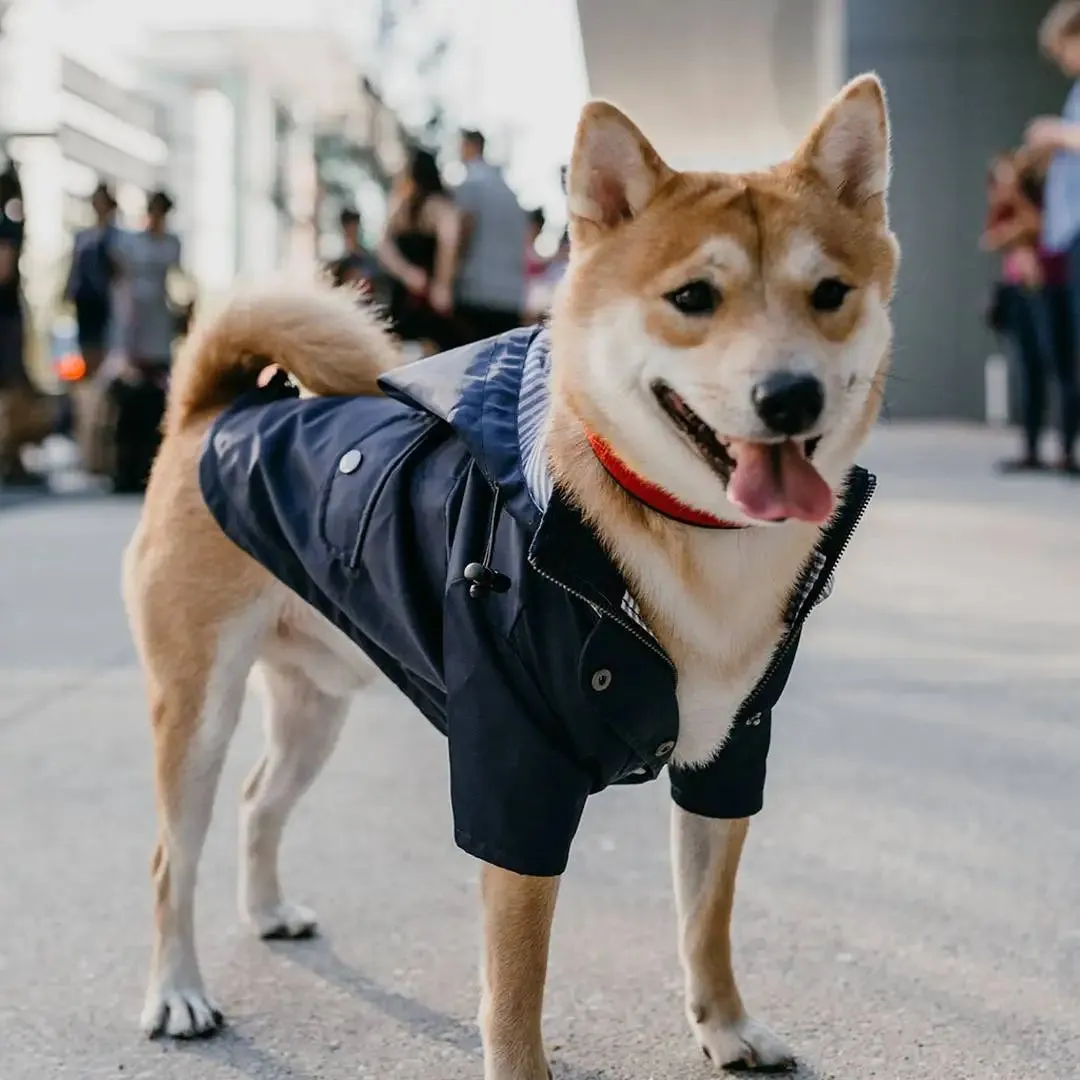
(464, 562, 511, 598)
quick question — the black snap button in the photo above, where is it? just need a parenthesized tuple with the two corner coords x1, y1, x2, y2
(590, 668, 613, 692)
(655, 740, 676, 758)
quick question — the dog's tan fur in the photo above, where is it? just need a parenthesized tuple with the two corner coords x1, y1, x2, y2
(124, 76, 897, 1076)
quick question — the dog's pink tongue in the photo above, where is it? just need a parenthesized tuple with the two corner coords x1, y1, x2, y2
(726, 440, 835, 524)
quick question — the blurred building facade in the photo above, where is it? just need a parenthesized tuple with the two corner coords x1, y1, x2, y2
(577, 0, 1067, 421)
(146, 27, 344, 297)
(0, 0, 168, 313)
(0, 6, 415, 320)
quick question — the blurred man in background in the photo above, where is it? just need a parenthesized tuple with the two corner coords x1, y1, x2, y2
(452, 128, 528, 340)
(328, 207, 377, 293)
(65, 181, 120, 381)
(64, 181, 122, 480)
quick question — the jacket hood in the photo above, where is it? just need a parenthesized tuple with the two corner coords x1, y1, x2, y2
(378, 327, 548, 531)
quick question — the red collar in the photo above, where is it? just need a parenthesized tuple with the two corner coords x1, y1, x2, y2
(586, 431, 747, 530)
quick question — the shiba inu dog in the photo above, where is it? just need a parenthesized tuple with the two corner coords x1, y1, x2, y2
(123, 73, 897, 1077)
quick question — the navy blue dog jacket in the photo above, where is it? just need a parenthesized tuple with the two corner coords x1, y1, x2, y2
(200, 326, 875, 877)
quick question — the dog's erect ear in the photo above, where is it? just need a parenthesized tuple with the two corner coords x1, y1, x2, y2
(798, 74, 891, 211)
(566, 101, 672, 238)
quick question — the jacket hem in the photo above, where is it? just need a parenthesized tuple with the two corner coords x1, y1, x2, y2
(454, 829, 568, 878)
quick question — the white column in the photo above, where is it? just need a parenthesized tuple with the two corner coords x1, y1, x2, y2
(238, 74, 279, 277)
(191, 87, 238, 296)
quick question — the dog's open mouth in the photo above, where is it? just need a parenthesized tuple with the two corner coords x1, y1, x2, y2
(651, 380, 833, 524)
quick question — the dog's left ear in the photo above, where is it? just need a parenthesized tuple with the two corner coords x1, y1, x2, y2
(798, 74, 891, 212)
(566, 101, 673, 241)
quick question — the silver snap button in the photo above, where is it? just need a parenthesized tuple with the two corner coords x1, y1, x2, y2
(590, 668, 613, 692)
(338, 449, 362, 474)
(655, 740, 676, 758)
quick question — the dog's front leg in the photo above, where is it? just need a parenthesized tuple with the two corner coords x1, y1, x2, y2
(479, 864, 558, 1080)
(671, 808, 795, 1071)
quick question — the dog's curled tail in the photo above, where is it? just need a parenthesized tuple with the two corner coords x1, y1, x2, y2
(166, 278, 401, 433)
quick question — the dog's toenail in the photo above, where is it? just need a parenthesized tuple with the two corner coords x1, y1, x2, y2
(692, 1003, 707, 1023)
(702, 1045, 712, 1061)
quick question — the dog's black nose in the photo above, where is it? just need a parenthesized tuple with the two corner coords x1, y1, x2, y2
(751, 372, 825, 436)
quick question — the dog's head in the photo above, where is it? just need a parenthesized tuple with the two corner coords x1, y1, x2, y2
(551, 75, 899, 527)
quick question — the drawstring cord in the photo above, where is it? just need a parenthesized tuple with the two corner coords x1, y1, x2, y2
(464, 486, 511, 598)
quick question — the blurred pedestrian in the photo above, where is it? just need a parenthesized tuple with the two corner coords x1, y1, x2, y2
(525, 228, 571, 323)
(117, 189, 185, 371)
(453, 129, 529, 339)
(546, 228, 571, 287)
(340, 205, 363, 258)
(63, 182, 123, 478)
(0, 161, 49, 488)
(523, 207, 549, 322)
(109, 189, 186, 492)
(1022, 0, 1080, 475)
(378, 148, 461, 356)
(65, 181, 120, 379)
(525, 208, 547, 277)
(982, 150, 1071, 471)
(328, 207, 377, 294)
(0, 164, 27, 395)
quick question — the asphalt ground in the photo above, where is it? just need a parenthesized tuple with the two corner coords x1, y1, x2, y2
(1, 422, 1078, 1079)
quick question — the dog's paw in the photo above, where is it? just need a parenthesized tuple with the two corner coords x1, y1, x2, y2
(141, 982, 224, 1039)
(247, 901, 318, 940)
(693, 1012, 795, 1073)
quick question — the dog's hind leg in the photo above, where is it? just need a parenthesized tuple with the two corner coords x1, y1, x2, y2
(238, 657, 350, 939)
(140, 600, 273, 1039)
(671, 808, 795, 1072)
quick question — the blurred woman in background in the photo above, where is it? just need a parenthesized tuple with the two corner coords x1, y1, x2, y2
(982, 149, 1075, 473)
(378, 148, 461, 356)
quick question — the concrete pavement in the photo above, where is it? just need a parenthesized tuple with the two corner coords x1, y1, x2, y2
(1, 423, 1078, 1080)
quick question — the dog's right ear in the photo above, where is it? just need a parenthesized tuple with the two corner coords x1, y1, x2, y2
(566, 101, 672, 242)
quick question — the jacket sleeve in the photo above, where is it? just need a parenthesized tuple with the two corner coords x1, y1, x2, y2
(668, 629, 800, 820)
(444, 621, 592, 878)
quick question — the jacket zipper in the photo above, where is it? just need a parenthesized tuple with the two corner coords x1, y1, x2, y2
(742, 472, 877, 714)
(525, 545, 676, 671)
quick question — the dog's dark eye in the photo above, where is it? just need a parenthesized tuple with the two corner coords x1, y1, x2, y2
(665, 280, 721, 316)
(810, 278, 853, 312)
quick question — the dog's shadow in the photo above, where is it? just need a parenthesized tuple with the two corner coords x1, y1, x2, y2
(253, 936, 833, 1080)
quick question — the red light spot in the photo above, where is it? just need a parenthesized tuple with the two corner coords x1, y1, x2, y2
(57, 353, 87, 381)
